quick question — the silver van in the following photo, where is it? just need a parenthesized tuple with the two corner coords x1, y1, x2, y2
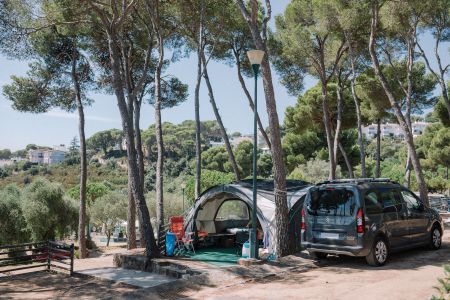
(301, 179, 444, 266)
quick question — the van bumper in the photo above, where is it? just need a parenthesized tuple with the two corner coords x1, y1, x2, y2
(302, 242, 369, 257)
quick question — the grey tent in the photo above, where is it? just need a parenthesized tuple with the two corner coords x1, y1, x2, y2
(184, 180, 312, 256)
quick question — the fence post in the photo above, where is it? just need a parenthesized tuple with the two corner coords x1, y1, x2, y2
(70, 243, 74, 276)
(47, 240, 51, 271)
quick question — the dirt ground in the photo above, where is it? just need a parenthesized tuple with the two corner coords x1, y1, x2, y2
(0, 235, 449, 300)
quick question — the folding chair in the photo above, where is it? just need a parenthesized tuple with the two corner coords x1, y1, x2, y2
(169, 216, 195, 255)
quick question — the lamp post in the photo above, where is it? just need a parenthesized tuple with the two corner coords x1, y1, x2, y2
(181, 182, 186, 214)
(247, 49, 265, 259)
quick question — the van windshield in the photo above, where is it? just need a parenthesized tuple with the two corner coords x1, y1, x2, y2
(308, 187, 356, 216)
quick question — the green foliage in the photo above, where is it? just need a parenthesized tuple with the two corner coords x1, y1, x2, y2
(234, 141, 253, 178)
(21, 178, 78, 241)
(282, 129, 325, 173)
(288, 159, 342, 183)
(429, 126, 450, 168)
(431, 265, 450, 300)
(0, 185, 29, 244)
(90, 191, 127, 246)
(0, 149, 11, 160)
(202, 146, 231, 174)
(435, 98, 450, 127)
(257, 154, 273, 179)
(185, 169, 235, 204)
(67, 182, 110, 204)
(87, 129, 123, 156)
(284, 83, 356, 134)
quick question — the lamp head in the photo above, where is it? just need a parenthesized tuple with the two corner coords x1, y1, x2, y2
(247, 50, 265, 66)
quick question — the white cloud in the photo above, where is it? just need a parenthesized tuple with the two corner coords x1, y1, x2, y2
(45, 111, 119, 123)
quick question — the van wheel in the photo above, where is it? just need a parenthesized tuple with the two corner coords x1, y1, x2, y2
(366, 237, 388, 266)
(429, 226, 442, 250)
(309, 251, 327, 260)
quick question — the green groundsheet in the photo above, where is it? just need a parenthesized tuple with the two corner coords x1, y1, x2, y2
(185, 247, 240, 267)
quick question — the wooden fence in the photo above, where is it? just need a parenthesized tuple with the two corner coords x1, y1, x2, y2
(0, 240, 74, 276)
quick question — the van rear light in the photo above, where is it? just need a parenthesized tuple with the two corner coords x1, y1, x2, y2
(356, 208, 364, 234)
(301, 208, 305, 230)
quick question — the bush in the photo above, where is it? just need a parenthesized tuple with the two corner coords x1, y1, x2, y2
(185, 169, 235, 204)
(91, 191, 127, 246)
(21, 178, 78, 241)
(0, 185, 30, 245)
(288, 159, 342, 183)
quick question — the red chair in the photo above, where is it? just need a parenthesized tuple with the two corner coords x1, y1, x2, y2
(169, 216, 195, 255)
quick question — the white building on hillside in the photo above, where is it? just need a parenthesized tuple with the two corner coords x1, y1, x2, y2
(28, 149, 65, 164)
(43, 150, 65, 164)
(28, 149, 44, 163)
(363, 122, 429, 139)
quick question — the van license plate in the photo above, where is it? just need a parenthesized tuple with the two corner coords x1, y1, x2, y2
(321, 233, 339, 239)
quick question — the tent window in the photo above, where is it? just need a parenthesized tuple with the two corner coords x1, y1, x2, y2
(215, 200, 249, 221)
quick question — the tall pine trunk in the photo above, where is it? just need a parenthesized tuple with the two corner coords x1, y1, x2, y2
(234, 51, 271, 150)
(338, 142, 354, 178)
(201, 53, 241, 181)
(127, 180, 136, 249)
(154, 38, 165, 243)
(72, 50, 87, 259)
(321, 83, 336, 180)
(333, 77, 343, 171)
(106, 32, 158, 258)
(237, 0, 289, 256)
(376, 119, 381, 178)
(194, 2, 204, 199)
(134, 99, 147, 248)
(369, 1, 429, 205)
(345, 32, 366, 177)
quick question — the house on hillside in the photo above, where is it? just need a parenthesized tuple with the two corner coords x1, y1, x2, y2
(363, 122, 429, 140)
(28, 149, 66, 165)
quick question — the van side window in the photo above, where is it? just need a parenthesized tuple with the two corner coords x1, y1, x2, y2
(401, 190, 422, 211)
(380, 189, 402, 212)
(364, 191, 382, 214)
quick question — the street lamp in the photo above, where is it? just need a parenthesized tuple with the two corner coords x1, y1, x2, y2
(181, 182, 186, 214)
(247, 49, 265, 259)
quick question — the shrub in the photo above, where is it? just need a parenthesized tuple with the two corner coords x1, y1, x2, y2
(21, 178, 78, 241)
(0, 185, 30, 245)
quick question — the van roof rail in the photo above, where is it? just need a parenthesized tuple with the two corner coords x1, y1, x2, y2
(316, 178, 397, 185)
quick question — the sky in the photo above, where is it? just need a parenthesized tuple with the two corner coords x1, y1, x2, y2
(0, 0, 448, 151)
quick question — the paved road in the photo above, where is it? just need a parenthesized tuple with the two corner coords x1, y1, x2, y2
(194, 235, 450, 300)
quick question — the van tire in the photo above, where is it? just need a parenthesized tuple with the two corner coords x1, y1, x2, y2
(309, 251, 327, 260)
(429, 225, 442, 250)
(366, 237, 388, 266)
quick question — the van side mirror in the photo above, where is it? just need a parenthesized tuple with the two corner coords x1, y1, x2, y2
(417, 201, 425, 211)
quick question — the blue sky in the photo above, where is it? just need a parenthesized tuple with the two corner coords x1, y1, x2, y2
(0, 0, 447, 151)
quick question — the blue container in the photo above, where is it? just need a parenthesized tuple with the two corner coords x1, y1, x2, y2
(241, 241, 250, 258)
(166, 232, 176, 257)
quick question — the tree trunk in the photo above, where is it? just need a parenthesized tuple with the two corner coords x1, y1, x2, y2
(369, 0, 429, 205)
(73, 51, 87, 259)
(338, 142, 354, 178)
(127, 176, 137, 249)
(194, 3, 204, 199)
(345, 31, 366, 177)
(201, 53, 241, 182)
(134, 99, 147, 248)
(154, 35, 165, 244)
(105, 28, 158, 258)
(333, 77, 343, 171)
(376, 119, 381, 178)
(404, 149, 412, 188)
(236, 0, 289, 256)
(321, 83, 336, 180)
(234, 51, 271, 150)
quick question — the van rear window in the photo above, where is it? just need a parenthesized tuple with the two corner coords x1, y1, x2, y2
(308, 188, 356, 216)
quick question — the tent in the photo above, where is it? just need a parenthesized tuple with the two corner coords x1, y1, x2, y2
(184, 180, 312, 256)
